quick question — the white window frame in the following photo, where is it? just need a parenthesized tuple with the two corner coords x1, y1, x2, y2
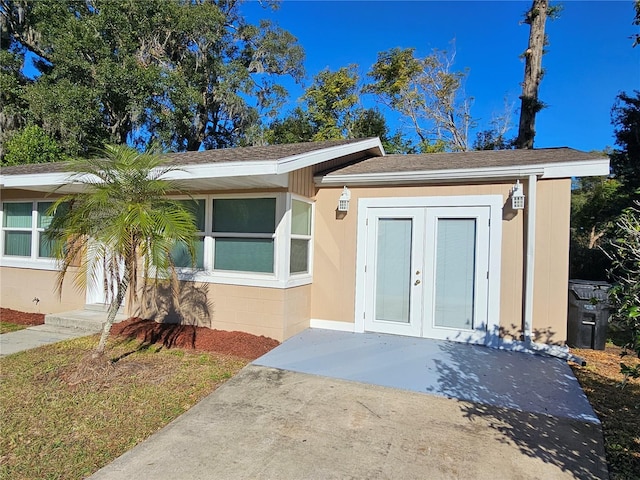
(1, 193, 316, 289)
(0, 200, 60, 271)
(287, 194, 315, 284)
(171, 192, 313, 288)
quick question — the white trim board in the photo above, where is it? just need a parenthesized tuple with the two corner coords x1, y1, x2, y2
(1, 138, 384, 192)
(310, 319, 356, 332)
(315, 159, 610, 186)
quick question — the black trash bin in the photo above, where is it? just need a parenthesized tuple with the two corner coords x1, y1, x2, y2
(567, 280, 611, 350)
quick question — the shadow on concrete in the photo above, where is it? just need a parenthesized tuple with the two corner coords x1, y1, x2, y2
(255, 328, 609, 479)
(430, 340, 608, 480)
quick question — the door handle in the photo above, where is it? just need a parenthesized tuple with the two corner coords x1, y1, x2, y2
(414, 279, 421, 286)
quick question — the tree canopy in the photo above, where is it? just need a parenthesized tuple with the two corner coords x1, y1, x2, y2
(610, 91, 640, 196)
(570, 91, 640, 280)
(0, 0, 304, 157)
(365, 47, 474, 152)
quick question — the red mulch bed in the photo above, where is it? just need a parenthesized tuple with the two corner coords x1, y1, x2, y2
(1, 308, 45, 326)
(111, 317, 279, 360)
(0, 308, 278, 360)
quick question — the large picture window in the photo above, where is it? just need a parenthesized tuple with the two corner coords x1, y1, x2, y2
(171, 196, 279, 276)
(213, 198, 276, 273)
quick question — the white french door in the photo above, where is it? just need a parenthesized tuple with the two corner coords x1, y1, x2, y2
(363, 208, 425, 337)
(360, 197, 500, 344)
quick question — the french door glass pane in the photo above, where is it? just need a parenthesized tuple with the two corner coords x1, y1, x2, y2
(291, 200, 311, 235)
(434, 219, 476, 329)
(3, 202, 32, 228)
(213, 198, 276, 234)
(290, 238, 309, 274)
(214, 238, 274, 273)
(5, 231, 31, 256)
(375, 218, 412, 323)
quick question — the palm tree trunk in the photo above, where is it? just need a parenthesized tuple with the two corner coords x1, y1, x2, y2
(94, 266, 130, 356)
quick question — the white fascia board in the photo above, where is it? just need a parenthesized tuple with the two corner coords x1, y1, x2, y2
(315, 158, 610, 186)
(275, 138, 385, 175)
(164, 160, 279, 180)
(165, 138, 384, 181)
(1, 139, 386, 191)
(541, 159, 610, 178)
(316, 165, 543, 186)
(1, 172, 70, 189)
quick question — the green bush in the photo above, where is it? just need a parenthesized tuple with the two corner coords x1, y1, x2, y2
(606, 203, 640, 386)
(2, 125, 65, 166)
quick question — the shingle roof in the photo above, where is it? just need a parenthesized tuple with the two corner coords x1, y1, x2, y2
(322, 147, 606, 177)
(0, 138, 371, 176)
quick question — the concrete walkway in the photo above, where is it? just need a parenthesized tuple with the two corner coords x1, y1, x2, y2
(0, 308, 126, 357)
(0, 324, 97, 357)
(89, 329, 609, 480)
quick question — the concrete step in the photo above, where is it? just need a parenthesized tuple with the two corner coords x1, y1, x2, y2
(45, 309, 127, 333)
(84, 303, 124, 314)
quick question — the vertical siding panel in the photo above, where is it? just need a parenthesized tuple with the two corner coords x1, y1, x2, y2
(288, 167, 315, 198)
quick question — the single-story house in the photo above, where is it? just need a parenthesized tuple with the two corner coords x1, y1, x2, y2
(0, 138, 609, 350)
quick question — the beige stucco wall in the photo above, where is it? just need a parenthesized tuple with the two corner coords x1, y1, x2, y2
(310, 178, 572, 344)
(530, 178, 572, 344)
(0, 266, 85, 314)
(1, 176, 571, 344)
(135, 281, 311, 342)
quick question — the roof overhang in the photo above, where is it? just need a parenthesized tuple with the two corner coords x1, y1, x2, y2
(315, 158, 611, 186)
(0, 138, 385, 193)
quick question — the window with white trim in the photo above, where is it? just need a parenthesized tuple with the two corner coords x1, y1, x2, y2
(173, 199, 206, 269)
(290, 199, 312, 274)
(172, 195, 280, 276)
(213, 198, 276, 273)
(2, 201, 66, 260)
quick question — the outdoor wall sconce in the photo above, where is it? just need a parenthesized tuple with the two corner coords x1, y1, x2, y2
(338, 186, 351, 212)
(511, 180, 525, 210)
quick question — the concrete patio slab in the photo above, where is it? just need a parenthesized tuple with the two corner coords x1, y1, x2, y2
(255, 329, 599, 423)
(89, 364, 608, 480)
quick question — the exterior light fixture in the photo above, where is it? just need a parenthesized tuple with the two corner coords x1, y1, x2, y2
(338, 186, 351, 212)
(511, 180, 525, 210)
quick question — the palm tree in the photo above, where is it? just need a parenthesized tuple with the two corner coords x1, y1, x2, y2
(47, 144, 197, 355)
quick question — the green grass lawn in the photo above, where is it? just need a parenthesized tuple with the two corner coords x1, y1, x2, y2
(0, 322, 29, 334)
(2, 333, 637, 479)
(0, 336, 247, 480)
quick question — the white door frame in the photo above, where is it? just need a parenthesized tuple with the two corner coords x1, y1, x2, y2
(355, 195, 503, 345)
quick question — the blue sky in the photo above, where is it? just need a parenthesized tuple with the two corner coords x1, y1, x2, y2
(242, 1, 640, 152)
